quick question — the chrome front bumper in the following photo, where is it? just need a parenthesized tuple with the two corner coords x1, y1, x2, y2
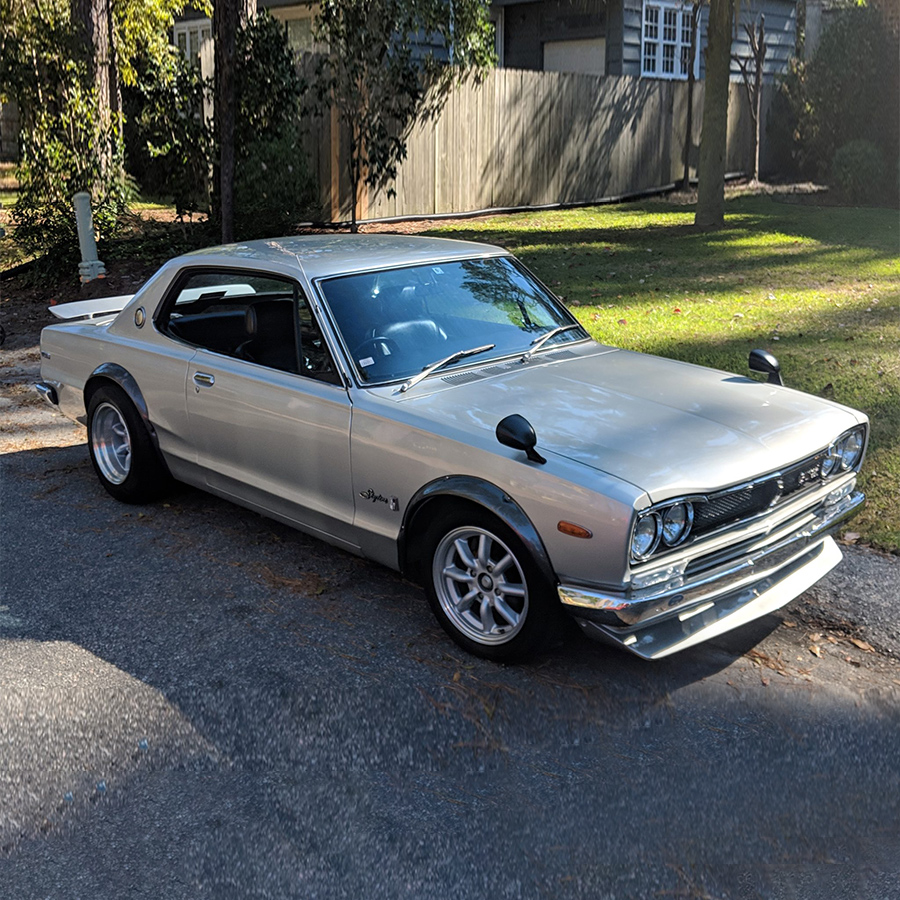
(559, 489, 864, 660)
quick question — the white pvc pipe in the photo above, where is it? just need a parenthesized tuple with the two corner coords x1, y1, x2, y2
(72, 191, 106, 282)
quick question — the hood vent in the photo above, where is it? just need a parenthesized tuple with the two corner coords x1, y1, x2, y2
(441, 370, 485, 385)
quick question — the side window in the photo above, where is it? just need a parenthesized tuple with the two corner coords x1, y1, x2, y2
(159, 269, 340, 383)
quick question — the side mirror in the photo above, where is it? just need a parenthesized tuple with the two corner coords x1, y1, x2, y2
(749, 349, 783, 386)
(496, 414, 546, 465)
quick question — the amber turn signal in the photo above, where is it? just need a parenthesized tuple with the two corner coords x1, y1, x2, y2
(557, 521, 592, 539)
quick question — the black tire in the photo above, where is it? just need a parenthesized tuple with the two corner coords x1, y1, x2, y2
(421, 508, 558, 662)
(86, 384, 171, 504)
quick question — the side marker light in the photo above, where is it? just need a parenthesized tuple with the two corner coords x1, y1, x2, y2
(558, 521, 593, 539)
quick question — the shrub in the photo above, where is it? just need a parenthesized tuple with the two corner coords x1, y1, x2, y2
(805, 6, 897, 175)
(765, 61, 806, 180)
(5, 9, 128, 261)
(124, 49, 212, 219)
(830, 140, 887, 206)
(233, 127, 318, 238)
(768, 5, 899, 189)
(230, 12, 319, 238)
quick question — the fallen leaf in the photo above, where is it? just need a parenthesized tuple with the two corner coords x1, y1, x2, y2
(809, 645, 823, 658)
(849, 638, 874, 653)
(452, 671, 461, 683)
(826, 635, 839, 644)
(617, 319, 627, 325)
(843, 532, 860, 544)
(782, 619, 797, 628)
(809, 633, 822, 642)
(844, 656, 862, 667)
(761, 677, 769, 686)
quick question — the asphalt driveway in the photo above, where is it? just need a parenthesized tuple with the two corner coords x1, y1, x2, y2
(1, 331, 899, 900)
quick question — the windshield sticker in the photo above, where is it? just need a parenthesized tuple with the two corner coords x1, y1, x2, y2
(359, 357, 375, 368)
(432, 267, 443, 274)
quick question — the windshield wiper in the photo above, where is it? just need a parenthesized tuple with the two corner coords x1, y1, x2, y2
(521, 324, 583, 362)
(398, 344, 496, 393)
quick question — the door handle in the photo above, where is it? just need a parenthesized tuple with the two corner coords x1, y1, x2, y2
(193, 372, 215, 388)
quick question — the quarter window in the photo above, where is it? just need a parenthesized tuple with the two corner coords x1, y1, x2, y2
(641, 1, 698, 80)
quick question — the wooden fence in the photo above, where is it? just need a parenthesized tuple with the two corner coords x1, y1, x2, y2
(304, 68, 756, 224)
(0, 67, 758, 223)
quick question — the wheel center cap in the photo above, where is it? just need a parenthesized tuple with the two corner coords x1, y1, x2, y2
(478, 574, 494, 591)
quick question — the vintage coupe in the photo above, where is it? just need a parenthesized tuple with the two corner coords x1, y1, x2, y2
(37, 235, 867, 660)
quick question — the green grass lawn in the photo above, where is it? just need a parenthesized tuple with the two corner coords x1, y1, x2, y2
(427, 194, 900, 552)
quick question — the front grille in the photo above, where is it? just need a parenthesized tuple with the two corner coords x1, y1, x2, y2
(691, 450, 829, 538)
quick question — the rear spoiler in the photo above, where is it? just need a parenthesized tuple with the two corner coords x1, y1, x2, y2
(48, 294, 134, 321)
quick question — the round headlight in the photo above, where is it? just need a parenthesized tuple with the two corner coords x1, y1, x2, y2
(632, 514, 660, 560)
(838, 429, 863, 471)
(661, 502, 693, 546)
(821, 447, 839, 478)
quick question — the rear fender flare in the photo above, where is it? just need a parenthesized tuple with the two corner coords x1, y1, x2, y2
(84, 363, 169, 471)
(399, 475, 556, 587)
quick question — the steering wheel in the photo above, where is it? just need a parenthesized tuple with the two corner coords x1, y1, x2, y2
(352, 336, 401, 370)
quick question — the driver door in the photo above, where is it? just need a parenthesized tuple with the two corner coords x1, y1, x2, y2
(161, 268, 356, 545)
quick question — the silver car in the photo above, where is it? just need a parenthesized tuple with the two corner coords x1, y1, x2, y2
(36, 235, 867, 661)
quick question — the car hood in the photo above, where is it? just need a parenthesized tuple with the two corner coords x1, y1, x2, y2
(398, 348, 863, 501)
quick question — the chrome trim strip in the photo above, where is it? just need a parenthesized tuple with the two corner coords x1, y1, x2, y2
(559, 490, 864, 628)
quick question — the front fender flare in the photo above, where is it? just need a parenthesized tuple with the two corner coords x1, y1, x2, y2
(399, 475, 557, 587)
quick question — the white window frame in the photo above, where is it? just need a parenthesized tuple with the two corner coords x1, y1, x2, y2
(173, 18, 212, 63)
(268, 5, 328, 55)
(641, 0, 699, 81)
(489, 7, 505, 68)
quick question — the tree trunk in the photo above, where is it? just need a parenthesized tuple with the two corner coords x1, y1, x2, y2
(71, 0, 112, 174)
(105, 0, 123, 150)
(752, 17, 765, 181)
(215, 0, 238, 243)
(348, 125, 360, 233)
(681, 3, 700, 191)
(695, 0, 735, 230)
(215, 0, 256, 243)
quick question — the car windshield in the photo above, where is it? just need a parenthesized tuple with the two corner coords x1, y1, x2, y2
(318, 256, 586, 384)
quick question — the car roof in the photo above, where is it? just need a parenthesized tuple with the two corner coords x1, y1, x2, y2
(179, 234, 508, 280)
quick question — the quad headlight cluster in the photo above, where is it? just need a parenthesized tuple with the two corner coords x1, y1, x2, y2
(630, 501, 694, 561)
(821, 426, 866, 478)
